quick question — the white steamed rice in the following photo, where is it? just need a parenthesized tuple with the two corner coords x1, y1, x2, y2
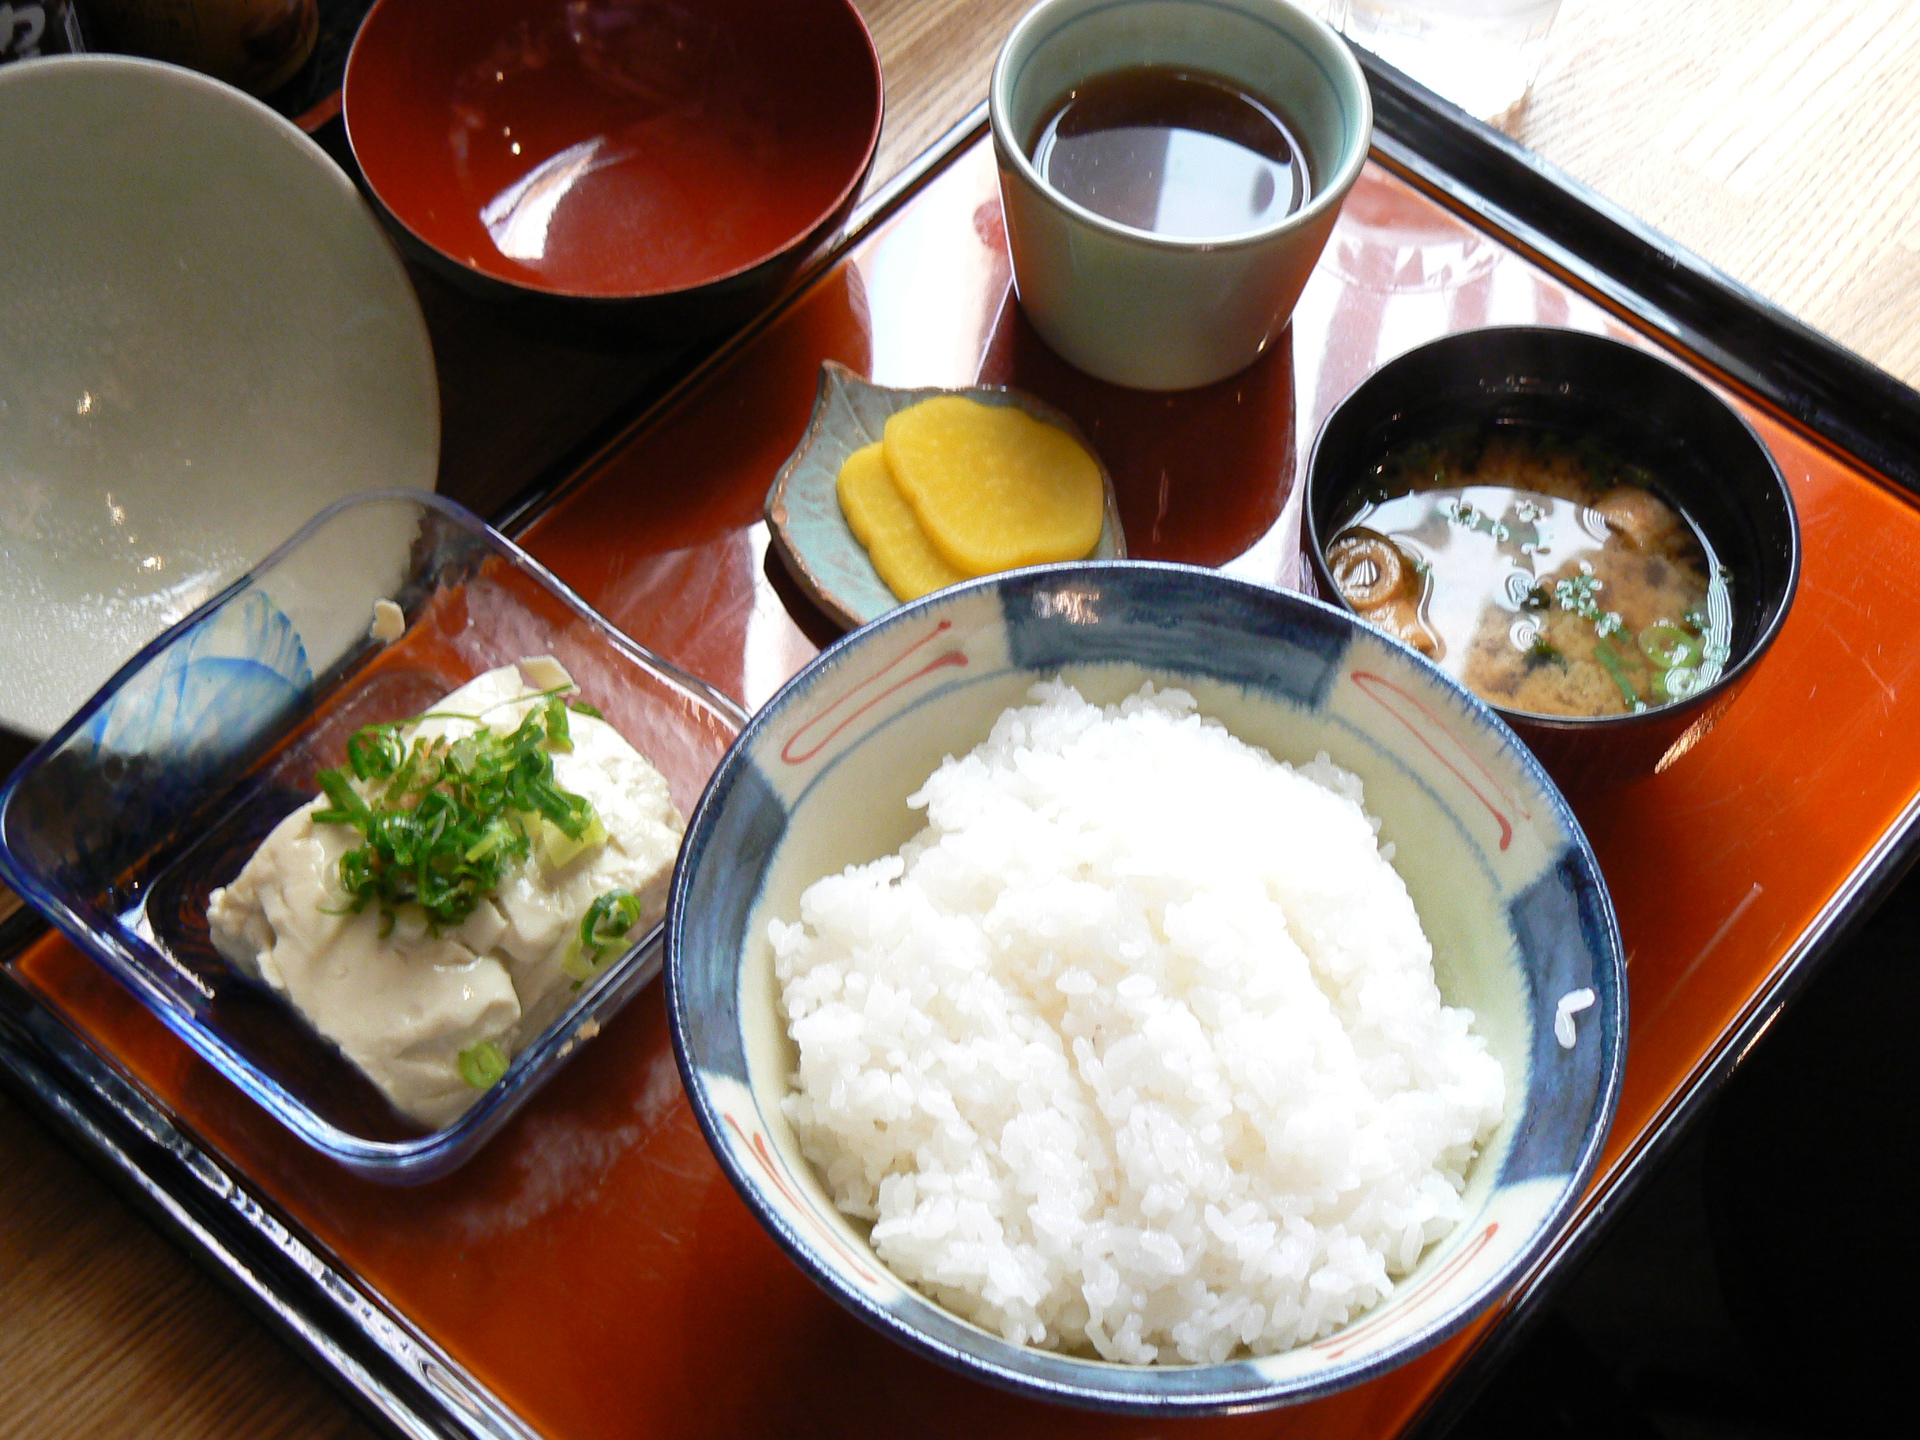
(770, 680, 1505, 1365)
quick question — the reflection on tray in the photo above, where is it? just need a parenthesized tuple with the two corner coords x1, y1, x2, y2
(978, 292, 1294, 567)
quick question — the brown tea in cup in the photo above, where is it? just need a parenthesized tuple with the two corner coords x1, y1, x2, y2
(1029, 66, 1312, 239)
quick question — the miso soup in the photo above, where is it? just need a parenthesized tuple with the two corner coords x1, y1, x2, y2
(1326, 428, 1732, 718)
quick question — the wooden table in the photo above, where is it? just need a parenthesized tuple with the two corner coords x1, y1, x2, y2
(4, 2, 1918, 1435)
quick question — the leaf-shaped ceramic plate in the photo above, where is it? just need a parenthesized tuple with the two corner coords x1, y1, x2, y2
(766, 362, 1127, 629)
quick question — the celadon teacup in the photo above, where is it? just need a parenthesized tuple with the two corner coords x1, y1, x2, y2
(990, 0, 1372, 391)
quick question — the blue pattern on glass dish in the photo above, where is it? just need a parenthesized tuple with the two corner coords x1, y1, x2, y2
(82, 588, 314, 754)
(667, 560, 1625, 1414)
(0, 492, 747, 1183)
(8, 587, 316, 910)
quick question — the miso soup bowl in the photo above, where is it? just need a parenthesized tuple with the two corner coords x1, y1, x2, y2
(666, 563, 1624, 1412)
(1306, 328, 1801, 790)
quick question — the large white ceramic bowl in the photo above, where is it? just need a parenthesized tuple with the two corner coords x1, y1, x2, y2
(667, 563, 1626, 1412)
(0, 55, 439, 739)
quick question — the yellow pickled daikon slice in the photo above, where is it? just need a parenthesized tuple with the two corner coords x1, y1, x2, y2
(837, 441, 968, 602)
(882, 397, 1103, 576)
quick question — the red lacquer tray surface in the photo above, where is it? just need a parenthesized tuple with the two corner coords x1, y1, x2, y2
(14, 135, 1920, 1440)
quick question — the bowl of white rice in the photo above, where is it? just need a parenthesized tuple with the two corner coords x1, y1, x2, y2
(665, 562, 1623, 1412)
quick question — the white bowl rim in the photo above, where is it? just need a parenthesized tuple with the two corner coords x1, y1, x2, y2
(0, 53, 440, 740)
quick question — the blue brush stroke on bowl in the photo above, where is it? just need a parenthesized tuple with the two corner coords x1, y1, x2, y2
(1501, 852, 1620, 1185)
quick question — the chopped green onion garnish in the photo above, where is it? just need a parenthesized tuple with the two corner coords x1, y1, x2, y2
(1638, 621, 1704, 671)
(563, 888, 644, 985)
(1553, 572, 1604, 622)
(312, 768, 370, 827)
(313, 691, 603, 930)
(544, 695, 572, 752)
(582, 888, 642, 956)
(458, 1040, 509, 1089)
(1593, 640, 1646, 712)
(346, 724, 404, 780)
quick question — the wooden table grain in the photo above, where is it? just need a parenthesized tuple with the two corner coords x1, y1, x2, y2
(1516, 0, 1920, 389)
(3, 1, 1917, 1435)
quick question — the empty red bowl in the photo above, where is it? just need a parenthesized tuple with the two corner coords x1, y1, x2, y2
(343, 0, 883, 336)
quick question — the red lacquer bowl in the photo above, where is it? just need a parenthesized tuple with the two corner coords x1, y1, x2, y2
(343, 0, 883, 337)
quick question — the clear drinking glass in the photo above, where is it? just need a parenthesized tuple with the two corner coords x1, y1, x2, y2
(1332, 0, 1563, 123)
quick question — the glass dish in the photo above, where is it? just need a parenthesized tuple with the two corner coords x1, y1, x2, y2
(0, 491, 747, 1182)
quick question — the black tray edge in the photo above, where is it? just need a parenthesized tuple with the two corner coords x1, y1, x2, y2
(0, 967, 536, 1440)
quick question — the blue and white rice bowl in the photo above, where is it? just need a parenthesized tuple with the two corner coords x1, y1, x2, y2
(666, 562, 1623, 1412)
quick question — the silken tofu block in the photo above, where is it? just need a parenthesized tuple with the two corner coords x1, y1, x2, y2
(207, 660, 684, 1128)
